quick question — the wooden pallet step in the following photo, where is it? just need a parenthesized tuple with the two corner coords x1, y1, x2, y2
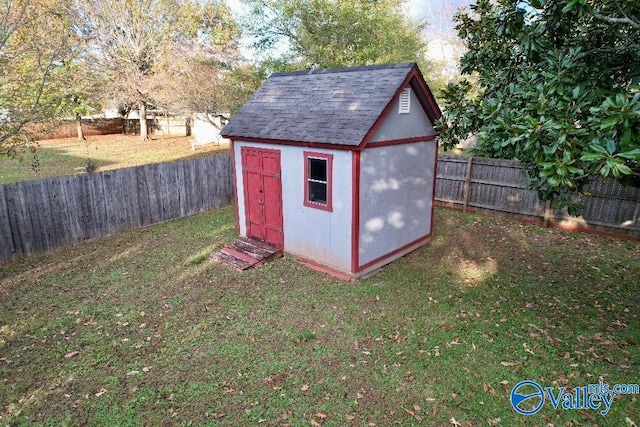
(221, 247, 260, 265)
(213, 238, 282, 271)
(212, 250, 254, 270)
(232, 238, 279, 260)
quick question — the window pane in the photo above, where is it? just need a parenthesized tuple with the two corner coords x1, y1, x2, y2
(309, 158, 327, 181)
(309, 181, 327, 204)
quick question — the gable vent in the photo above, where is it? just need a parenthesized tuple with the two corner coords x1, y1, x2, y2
(398, 87, 411, 114)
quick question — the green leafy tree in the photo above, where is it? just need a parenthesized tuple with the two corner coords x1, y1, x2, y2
(0, 0, 75, 155)
(243, 0, 431, 74)
(53, 58, 106, 141)
(438, 0, 640, 213)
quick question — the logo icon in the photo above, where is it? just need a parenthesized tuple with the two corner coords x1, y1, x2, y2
(511, 380, 545, 415)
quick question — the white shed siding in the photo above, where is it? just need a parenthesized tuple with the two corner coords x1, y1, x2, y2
(370, 88, 436, 142)
(358, 141, 436, 266)
(233, 141, 353, 272)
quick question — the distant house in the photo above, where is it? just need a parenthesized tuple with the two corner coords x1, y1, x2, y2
(191, 113, 229, 149)
(220, 63, 442, 279)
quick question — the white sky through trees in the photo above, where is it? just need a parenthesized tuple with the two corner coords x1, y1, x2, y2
(225, 0, 473, 64)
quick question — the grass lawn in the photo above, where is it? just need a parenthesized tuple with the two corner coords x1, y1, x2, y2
(0, 207, 638, 426)
(0, 134, 229, 185)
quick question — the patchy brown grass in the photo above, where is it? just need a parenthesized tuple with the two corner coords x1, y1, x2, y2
(0, 207, 638, 426)
(0, 134, 229, 185)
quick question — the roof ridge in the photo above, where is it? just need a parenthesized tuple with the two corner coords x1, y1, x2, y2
(270, 62, 416, 78)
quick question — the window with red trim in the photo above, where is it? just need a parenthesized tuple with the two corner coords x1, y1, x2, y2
(304, 151, 333, 212)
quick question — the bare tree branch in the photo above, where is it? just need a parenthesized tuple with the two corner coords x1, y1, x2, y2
(593, 12, 640, 29)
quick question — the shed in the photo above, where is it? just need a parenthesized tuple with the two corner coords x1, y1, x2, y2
(220, 63, 442, 279)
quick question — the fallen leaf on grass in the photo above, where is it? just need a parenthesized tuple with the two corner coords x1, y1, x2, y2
(126, 370, 139, 376)
(95, 388, 107, 397)
(301, 384, 310, 391)
(501, 361, 518, 367)
(450, 417, 462, 426)
(311, 420, 321, 427)
(402, 407, 423, 422)
(487, 417, 501, 426)
(315, 413, 327, 419)
(345, 415, 355, 421)
(64, 351, 80, 359)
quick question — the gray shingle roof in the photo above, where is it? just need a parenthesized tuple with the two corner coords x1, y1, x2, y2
(220, 63, 417, 146)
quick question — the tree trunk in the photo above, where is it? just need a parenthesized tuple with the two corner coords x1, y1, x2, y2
(139, 102, 150, 140)
(76, 113, 86, 141)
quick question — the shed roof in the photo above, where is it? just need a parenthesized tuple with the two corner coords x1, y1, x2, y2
(220, 63, 440, 146)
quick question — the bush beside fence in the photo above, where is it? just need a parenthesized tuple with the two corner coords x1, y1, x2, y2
(0, 154, 232, 262)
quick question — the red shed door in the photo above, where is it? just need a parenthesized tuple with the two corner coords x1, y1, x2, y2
(241, 147, 283, 247)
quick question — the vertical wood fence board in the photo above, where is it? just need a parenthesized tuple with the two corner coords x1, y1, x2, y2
(32, 180, 58, 252)
(215, 155, 230, 208)
(199, 157, 213, 210)
(48, 179, 74, 247)
(124, 168, 143, 230)
(62, 176, 84, 244)
(85, 173, 105, 239)
(156, 163, 168, 221)
(33, 180, 56, 251)
(118, 169, 137, 231)
(103, 171, 126, 233)
(165, 162, 180, 220)
(21, 182, 43, 253)
(94, 173, 111, 237)
(143, 165, 161, 225)
(135, 166, 153, 227)
(185, 158, 199, 216)
(6, 185, 32, 255)
(0, 185, 16, 260)
(176, 160, 188, 217)
(210, 156, 221, 209)
(113, 169, 132, 231)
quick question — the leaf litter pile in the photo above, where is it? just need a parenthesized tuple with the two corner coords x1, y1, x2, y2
(0, 206, 638, 426)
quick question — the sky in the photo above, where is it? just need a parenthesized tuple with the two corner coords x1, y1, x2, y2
(225, 0, 474, 62)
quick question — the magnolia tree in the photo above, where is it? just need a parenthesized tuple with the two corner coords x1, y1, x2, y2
(437, 0, 640, 213)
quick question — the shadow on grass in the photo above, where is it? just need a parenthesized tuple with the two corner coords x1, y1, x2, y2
(0, 146, 116, 185)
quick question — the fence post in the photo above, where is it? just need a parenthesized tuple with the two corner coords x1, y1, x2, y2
(462, 157, 473, 212)
(543, 199, 552, 227)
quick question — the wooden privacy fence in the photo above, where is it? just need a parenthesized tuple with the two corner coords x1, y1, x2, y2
(0, 154, 233, 262)
(436, 155, 640, 236)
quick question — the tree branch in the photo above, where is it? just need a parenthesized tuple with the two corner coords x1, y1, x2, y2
(592, 12, 640, 30)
